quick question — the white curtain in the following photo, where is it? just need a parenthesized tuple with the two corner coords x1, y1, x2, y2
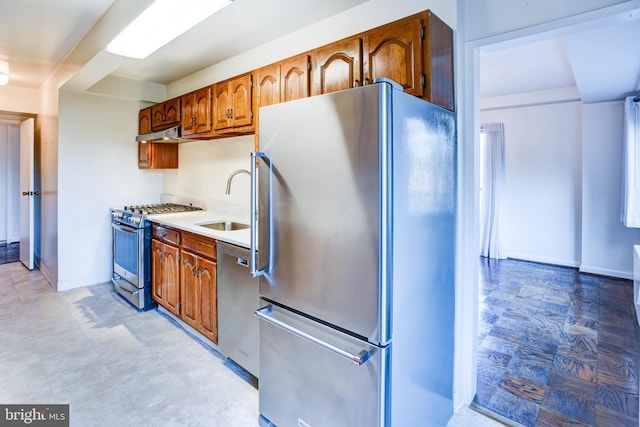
(479, 123, 506, 259)
(622, 96, 640, 228)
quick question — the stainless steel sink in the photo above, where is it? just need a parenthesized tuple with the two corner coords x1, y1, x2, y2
(198, 221, 250, 231)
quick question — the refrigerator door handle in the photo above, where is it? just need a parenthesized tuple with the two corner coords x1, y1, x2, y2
(255, 306, 373, 366)
(251, 151, 271, 277)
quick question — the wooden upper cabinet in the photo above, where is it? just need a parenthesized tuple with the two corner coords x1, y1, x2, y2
(231, 74, 252, 128)
(138, 108, 153, 168)
(182, 86, 212, 136)
(151, 97, 181, 131)
(138, 107, 177, 169)
(280, 53, 310, 103)
(214, 73, 253, 132)
(139, 107, 152, 134)
(136, 9, 454, 163)
(311, 37, 362, 96)
(253, 64, 280, 146)
(255, 63, 281, 111)
(362, 16, 424, 97)
(423, 10, 454, 111)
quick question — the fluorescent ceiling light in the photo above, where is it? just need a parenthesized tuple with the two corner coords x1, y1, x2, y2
(107, 0, 233, 59)
(0, 73, 8, 86)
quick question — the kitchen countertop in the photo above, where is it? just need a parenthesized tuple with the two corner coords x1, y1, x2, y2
(147, 210, 251, 249)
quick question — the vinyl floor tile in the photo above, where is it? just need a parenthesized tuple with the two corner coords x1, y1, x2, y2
(0, 262, 496, 427)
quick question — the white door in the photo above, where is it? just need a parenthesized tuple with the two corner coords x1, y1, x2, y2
(19, 118, 34, 270)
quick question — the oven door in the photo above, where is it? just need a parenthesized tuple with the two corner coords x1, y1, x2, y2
(112, 221, 143, 287)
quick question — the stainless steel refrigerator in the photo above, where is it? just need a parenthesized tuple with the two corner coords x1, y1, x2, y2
(250, 79, 456, 427)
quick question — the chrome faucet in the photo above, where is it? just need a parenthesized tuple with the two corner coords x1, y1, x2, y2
(225, 169, 251, 194)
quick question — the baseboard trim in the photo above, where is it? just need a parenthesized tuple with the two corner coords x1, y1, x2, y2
(469, 402, 526, 427)
(579, 264, 632, 280)
(504, 252, 579, 269)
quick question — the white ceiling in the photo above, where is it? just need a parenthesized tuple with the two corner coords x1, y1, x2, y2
(0, 0, 115, 89)
(1, 0, 639, 103)
(0, 0, 367, 91)
(480, 11, 640, 103)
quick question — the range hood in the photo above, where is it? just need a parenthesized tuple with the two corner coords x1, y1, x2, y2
(136, 126, 199, 143)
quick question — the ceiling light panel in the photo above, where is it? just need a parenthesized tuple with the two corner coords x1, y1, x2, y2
(107, 0, 233, 59)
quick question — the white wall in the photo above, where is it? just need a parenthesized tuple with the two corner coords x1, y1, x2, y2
(58, 91, 164, 291)
(39, 78, 60, 285)
(0, 86, 39, 115)
(582, 101, 640, 278)
(481, 100, 582, 267)
(163, 136, 254, 215)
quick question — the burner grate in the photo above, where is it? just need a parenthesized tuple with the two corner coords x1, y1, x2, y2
(123, 203, 203, 215)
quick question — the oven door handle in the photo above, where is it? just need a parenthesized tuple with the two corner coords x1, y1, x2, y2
(112, 222, 138, 233)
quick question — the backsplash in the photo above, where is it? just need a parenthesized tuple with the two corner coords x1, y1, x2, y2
(162, 135, 254, 218)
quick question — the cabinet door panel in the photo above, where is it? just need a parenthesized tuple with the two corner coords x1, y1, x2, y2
(151, 105, 165, 130)
(181, 92, 196, 134)
(213, 83, 231, 130)
(193, 86, 212, 134)
(363, 18, 423, 96)
(164, 244, 180, 316)
(151, 239, 163, 304)
(311, 37, 362, 96)
(139, 108, 151, 134)
(231, 74, 252, 128)
(164, 97, 181, 125)
(255, 64, 280, 110)
(280, 54, 309, 102)
(181, 251, 199, 329)
(424, 11, 454, 110)
(198, 257, 217, 343)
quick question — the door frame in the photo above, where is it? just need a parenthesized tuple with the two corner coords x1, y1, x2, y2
(453, 2, 639, 410)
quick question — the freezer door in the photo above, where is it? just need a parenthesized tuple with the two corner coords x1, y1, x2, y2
(256, 305, 387, 427)
(256, 84, 388, 343)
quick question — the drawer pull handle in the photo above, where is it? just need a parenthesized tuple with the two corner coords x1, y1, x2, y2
(255, 306, 372, 366)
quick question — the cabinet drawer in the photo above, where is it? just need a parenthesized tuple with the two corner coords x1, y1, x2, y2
(152, 224, 180, 246)
(182, 232, 216, 260)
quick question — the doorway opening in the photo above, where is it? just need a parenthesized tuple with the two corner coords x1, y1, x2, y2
(469, 23, 640, 427)
(0, 113, 37, 270)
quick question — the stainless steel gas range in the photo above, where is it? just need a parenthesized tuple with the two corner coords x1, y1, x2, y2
(111, 202, 202, 310)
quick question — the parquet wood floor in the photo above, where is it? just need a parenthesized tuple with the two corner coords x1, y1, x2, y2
(0, 242, 19, 265)
(475, 257, 640, 427)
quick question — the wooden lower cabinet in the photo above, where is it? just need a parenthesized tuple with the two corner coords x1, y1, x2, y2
(151, 223, 218, 344)
(151, 239, 180, 316)
(181, 250, 217, 343)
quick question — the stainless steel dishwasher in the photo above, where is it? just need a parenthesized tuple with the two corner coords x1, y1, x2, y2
(216, 240, 260, 378)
